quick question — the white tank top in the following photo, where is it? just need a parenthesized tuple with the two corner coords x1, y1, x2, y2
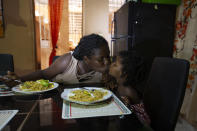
(52, 52, 102, 84)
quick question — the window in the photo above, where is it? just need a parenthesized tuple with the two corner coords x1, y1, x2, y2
(34, 0, 83, 69)
(68, 0, 82, 50)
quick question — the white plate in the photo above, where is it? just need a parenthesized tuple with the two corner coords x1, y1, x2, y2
(0, 93, 14, 97)
(0, 84, 10, 91)
(61, 87, 112, 105)
(0, 84, 14, 96)
(12, 82, 59, 94)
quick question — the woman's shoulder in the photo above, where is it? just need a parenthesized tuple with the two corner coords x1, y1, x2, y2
(62, 51, 72, 57)
(50, 52, 73, 70)
(58, 52, 73, 63)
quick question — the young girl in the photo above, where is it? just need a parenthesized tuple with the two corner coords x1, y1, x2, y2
(109, 50, 151, 125)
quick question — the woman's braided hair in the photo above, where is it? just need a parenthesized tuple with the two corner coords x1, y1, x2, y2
(73, 34, 108, 60)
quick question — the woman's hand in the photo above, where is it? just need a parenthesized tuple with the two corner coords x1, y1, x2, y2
(0, 71, 21, 87)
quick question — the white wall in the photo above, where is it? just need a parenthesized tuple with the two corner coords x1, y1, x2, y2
(83, 0, 111, 47)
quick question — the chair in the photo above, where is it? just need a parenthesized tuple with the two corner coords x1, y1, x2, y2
(143, 57, 190, 131)
(52, 56, 60, 63)
(0, 54, 14, 76)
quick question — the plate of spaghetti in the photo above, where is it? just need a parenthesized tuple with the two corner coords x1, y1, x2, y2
(61, 87, 112, 105)
(12, 79, 59, 94)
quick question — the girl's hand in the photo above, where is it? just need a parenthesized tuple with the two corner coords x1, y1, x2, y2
(120, 96, 131, 107)
(102, 73, 118, 91)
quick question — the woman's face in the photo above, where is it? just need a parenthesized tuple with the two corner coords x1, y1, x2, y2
(109, 56, 123, 80)
(84, 45, 110, 73)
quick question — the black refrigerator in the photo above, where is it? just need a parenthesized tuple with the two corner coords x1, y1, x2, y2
(112, 1, 177, 89)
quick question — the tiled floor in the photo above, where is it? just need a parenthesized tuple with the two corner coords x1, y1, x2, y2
(40, 47, 51, 69)
(191, 121, 197, 129)
(175, 117, 197, 131)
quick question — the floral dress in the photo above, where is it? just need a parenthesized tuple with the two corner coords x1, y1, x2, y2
(130, 102, 151, 125)
(120, 95, 151, 125)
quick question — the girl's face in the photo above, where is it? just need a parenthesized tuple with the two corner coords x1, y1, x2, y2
(109, 56, 131, 96)
(109, 56, 123, 80)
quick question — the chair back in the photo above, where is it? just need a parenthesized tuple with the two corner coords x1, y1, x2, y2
(143, 57, 190, 131)
(0, 54, 14, 76)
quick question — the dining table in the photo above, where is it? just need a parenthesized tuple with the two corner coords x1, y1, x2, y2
(0, 83, 151, 131)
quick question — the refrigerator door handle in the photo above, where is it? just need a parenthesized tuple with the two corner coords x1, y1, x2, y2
(110, 39, 116, 56)
(111, 18, 115, 39)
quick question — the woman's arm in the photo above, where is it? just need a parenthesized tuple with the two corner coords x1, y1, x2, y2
(20, 53, 72, 81)
(19, 70, 46, 82)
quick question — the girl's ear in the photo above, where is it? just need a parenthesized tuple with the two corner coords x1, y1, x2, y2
(121, 71, 128, 80)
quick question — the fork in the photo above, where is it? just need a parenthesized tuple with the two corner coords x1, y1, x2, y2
(81, 87, 95, 97)
(81, 87, 95, 92)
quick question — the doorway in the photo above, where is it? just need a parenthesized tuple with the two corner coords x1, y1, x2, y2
(34, 0, 82, 69)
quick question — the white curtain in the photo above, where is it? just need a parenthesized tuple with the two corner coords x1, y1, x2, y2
(173, 0, 197, 122)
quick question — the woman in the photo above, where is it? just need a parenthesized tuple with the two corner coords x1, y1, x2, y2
(109, 50, 151, 125)
(1, 34, 110, 86)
